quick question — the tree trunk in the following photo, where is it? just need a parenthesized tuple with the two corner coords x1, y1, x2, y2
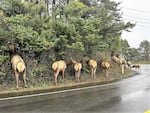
(46, 0, 53, 16)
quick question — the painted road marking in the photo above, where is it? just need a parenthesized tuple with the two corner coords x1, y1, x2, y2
(145, 110, 150, 113)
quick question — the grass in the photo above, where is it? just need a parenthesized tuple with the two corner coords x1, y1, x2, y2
(136, 61, 150, 64)
(0, 64, 135, 98)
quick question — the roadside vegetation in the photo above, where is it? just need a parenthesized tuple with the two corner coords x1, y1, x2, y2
(0, 0, 149, 95)
(0, 63, 134, 97)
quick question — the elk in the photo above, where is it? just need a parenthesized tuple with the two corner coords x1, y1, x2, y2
(111, 51, 120, 65)
(70, 57, 82, 82)
(8, 42, 27, 89)
(52, 60, 67, 85)
(111, 54, 126, 65)
(87, 59, 97, 79)
(100, 60, 110, 79)
(131, 64, 141, 72)
(111, 51, 126, 74)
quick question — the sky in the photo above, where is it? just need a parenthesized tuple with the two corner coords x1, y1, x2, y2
(112, 0, 150, 48)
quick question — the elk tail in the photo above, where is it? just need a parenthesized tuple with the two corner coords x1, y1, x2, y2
(16, 61, 25, 73)
(52, 62, 58, 71)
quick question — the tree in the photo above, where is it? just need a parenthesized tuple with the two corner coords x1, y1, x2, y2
(121, 39, 130, 57)
(128, 48, 140, 61)
(0, 0, 136, 83)
(139, 40, 150, 61)
(46, 0, 53, 16)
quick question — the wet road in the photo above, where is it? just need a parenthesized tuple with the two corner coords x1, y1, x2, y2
(0, 65, 150, 113)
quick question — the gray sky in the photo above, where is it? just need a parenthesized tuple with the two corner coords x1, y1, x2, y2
(112, 0, 150, 48)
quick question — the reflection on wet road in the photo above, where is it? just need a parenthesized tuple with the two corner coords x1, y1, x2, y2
(0, 65, 150, 113)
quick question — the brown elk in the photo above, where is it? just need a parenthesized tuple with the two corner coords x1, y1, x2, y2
(70, 57, 82, 82)
(111, 52, 126, 74)
(131, 64, 141, 72)
(100, 60, 110, 79)
(52, 60, 67, 85)
(111, 54, 126, 65)
(8, 42, 27, 89)
(111, 51, 122, 65)
(87, 59, 97, 79)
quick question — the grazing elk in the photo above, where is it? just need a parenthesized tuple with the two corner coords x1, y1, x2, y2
(100, 60, 110, 79)
(87, 59, 97, 79)
(111, 51, 126, 74)
(8, 42, 27, 89)
(131, 64, 141, 72)
(111, 53, 126, 66)
(52, 60, 67, 85)
(70, 57, 82, 82)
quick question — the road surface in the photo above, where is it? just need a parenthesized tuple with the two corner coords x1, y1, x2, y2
(0, 65, 150, 113)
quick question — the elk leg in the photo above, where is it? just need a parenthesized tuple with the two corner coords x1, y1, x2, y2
(91, 69, 94, 79)
(15, 72, 19, 90)
(54, 70, 59, 85)
(121, 65, 124, 74)
(93, 68, 97, 79)
(54, 76, 57, 85)
(104, 70, 108, 80)
(23, 71, 27, 88)
(77, 70, 81, 82)
(62, 70, 65, 80)
(75, 71, 78, 82)
(107, 70, 110, 79)
(140, 67, 141, 72)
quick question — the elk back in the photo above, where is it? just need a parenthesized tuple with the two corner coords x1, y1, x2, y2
(52, 60, 67, 71)
(102, 62, 110, 69)
(16, 61, 25, 73)
(89, 59, 97, 68)
(11, 55, 25, 71)
(74, 63, 82, 72)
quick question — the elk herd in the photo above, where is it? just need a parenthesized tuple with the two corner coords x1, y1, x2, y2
(7, 42, 141, 89)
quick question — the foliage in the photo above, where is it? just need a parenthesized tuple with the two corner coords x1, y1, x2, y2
(64, 1, 86, 16)
(0, 55, 8, 64)
(0, 0, 26, 16)
(139, 40, 150, 61)
(0, 0, 137, 85)
(127, 48, 141, 61)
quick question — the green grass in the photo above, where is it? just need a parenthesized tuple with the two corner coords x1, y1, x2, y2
(0, 64, 135, 98)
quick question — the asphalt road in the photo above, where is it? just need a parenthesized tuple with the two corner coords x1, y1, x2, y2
(0, 65, 150, 113)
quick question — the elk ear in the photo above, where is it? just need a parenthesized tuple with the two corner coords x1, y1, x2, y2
(79, 59, 83, 63)
(7, 42, 15, 47)
(7, 41, 12, 45)
(70, 57, 77, 64)
(70, 57, 73, 62)
(86, 60, 89, 65)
